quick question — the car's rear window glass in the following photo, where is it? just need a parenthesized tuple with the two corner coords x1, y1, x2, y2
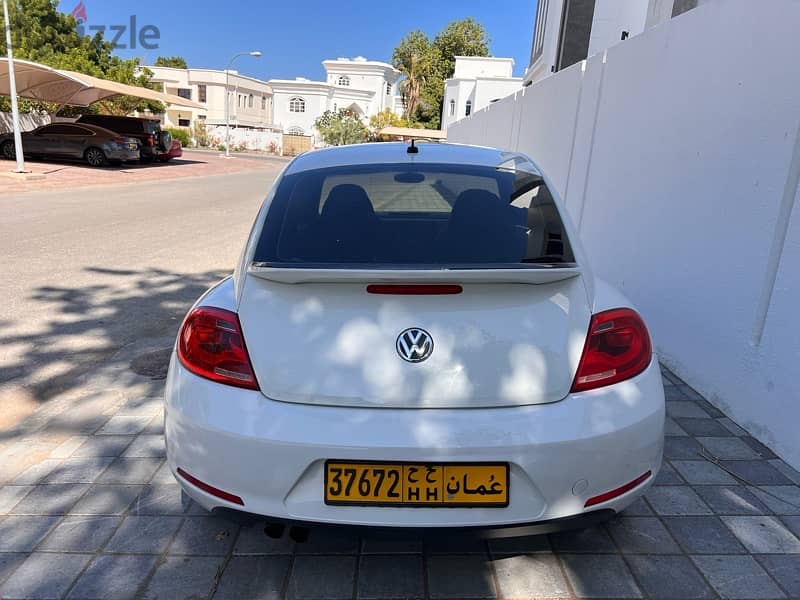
(253, 162, 575, 268)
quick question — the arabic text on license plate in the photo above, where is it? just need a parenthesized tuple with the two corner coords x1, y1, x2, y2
(324, 462, 508, 507)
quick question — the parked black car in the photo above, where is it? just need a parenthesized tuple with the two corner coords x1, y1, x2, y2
(0, 123, 140, 167)
(76, 115, 172, 163)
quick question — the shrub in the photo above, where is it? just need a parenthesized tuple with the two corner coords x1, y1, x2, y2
(192, 120, 209, 147)
(166, 127, 190, 147)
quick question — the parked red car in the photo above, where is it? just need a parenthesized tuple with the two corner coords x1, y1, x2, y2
(159, 139, 183, 162)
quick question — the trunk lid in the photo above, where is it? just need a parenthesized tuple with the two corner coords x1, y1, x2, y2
(237, 269, 591, 409)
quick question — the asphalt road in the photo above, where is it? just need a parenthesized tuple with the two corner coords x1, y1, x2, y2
(0, 165, 281, 428)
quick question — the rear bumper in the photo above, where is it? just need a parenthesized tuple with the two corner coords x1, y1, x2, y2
(106, 148, 140, 161)
(165, 358, 664, 529)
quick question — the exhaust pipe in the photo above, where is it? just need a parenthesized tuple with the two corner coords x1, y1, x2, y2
(289, 526, 309, 543)
(263, 523, 285, 539)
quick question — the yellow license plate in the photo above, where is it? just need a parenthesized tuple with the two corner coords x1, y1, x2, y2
(324, 461, 509, 507)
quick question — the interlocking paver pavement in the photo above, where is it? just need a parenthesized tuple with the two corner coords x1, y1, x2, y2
(1, 367, 800, 599)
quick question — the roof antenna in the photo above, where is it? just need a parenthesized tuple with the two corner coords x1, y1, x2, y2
(407, 138, 419, 154)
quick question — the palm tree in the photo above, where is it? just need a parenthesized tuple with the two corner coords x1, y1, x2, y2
(392, 31, 432, 121)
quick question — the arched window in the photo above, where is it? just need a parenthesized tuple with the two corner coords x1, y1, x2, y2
(289, 97, 306, 113)
(465, 100, 472, 116)
(248, 94, 254, 108)
(262, 96, 267, 110)
(286, 126, 305, 135)
(337, 75, 350, 87)
(449, 99, 455, 116)
(386, 82, 391, 95)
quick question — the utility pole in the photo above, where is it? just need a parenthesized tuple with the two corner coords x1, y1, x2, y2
(2, 0, 25, 173)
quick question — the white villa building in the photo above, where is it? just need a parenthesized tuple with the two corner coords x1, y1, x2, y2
(269, 57, 403, 139)
(145, 66, 275, 131)
(440, 57, 522, 131)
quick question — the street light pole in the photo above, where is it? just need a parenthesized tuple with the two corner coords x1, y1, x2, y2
(2, 0, 25, 173)
(224, 50, 261, 158)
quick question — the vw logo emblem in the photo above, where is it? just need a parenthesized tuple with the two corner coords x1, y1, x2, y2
(396, 328, 434, 363)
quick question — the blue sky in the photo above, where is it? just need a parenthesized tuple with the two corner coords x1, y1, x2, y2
(63, 0, 537, 80)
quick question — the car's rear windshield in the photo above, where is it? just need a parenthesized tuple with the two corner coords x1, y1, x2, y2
(253, 162, 576, 268)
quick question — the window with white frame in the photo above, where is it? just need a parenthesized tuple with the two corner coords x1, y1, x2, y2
(530, 0, 549, 66)
(262, 96, 267, 110)
(449, 99, 455, 116)
(465, 100, 472, 116)
(337, 75, 350, 86)
(386, 82, 391, 95)
(248, 94, 254, 108)
(289, 97, 306, 113)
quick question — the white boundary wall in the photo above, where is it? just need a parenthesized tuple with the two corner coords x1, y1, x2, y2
(0, 111, 50, 133)
(449, 0, 800, 469)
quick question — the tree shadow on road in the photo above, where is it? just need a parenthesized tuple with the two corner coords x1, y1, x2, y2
(0, 266, 230, 433)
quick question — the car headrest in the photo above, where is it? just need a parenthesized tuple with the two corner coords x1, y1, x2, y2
(449, 189, 507, 228)
(321, 184, 375, 224)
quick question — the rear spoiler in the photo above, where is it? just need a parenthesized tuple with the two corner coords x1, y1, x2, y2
(248, 265, 581, 285)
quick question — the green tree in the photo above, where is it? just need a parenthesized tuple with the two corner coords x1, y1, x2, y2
(391, 30, 433, 121)
(368, 109, 408, 141)
(391, 18, 490, 129)
(155, 56, 188, 69)
(314, 109, 369, 146)
(0, 0, 163, 115)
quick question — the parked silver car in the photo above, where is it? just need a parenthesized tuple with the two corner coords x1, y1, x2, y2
(0, 123, 140, 167)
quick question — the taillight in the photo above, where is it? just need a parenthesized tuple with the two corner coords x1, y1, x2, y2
(571, 308, 652, 392)
(177, 307, 259, 390)
(145, 133, 155, 146)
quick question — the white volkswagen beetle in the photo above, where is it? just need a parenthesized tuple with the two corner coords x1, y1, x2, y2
(165, 142, 664, 537)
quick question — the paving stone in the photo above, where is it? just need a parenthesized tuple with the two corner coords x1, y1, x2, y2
(756, 555, 800, 598)
(721, 515, 800, 553)
(550, 525, 616, 553)
(620, 496, 654, 516)
(143, 555, 226, 600)
(97, 457, 163, 484)
(214, 555, 290, 600)
(362, 536, 424, 554)
(427, 554, 496, 599)
(694, 398, 725, 418)
(666, 401, 709, 419)
(41, 456, 115, 483)
(117, 397, 163, 416)
(105, 515, 183, 554)
(358, 555, 424, 599)
(0, 486, 32, 515)
(677, 384, 703, 401)
(287, 556, 355, 600)
(663, 516, 747, 554)
(663, 386, 688, 402)
(769, 459, 800, 485)
(783, 515, 800, 538)
(121, 435, 166, 458)
(663, 436, 703, 460)
(0, 552, 91, 600)
(0, 516, 60, 551)
(426, 536, 487, 555)
(69, 484, 143, 515)
(142, 412, 164, 435)
(741, 436, 778, 459)
(38, 515, 122, 552)
(749, 486, 800, 515)
(560, 554, 642, 598)
(13, 459, 63, 484)
(487, 534, 551, 555)
(96, 415, 152, 435)
(717, 417, 748, 436)
(645, 486, 712, 515)
(693, 485, 771, 515)
(295, 529, 360, 555)
(664, 417, 688, 437)
(627, 555, 714, 599)
(67, 554, 157, 600)
(169, 515, 239, 555)
(697, 437, 760, 460)
(0, 554, 27, 586)
(234, 521, 296, 555)
(606, 516, 681, 554)
(692, 555, 786, 599)
(72, 435, 135, 457)
(149, 461, 177, 485)
(129, 484, 190, 515)
(492, 554, 569, 599)
(671, 459, 738, 485)
(49, 436, 89, 459)
(654, 461, 685, 485)
(8, 483, 89, 515)
(674, 417, 731, 437)
(720, 460, 794, 485)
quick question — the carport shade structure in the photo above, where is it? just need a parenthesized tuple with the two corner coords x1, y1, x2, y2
(0, 58, 203, 109)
